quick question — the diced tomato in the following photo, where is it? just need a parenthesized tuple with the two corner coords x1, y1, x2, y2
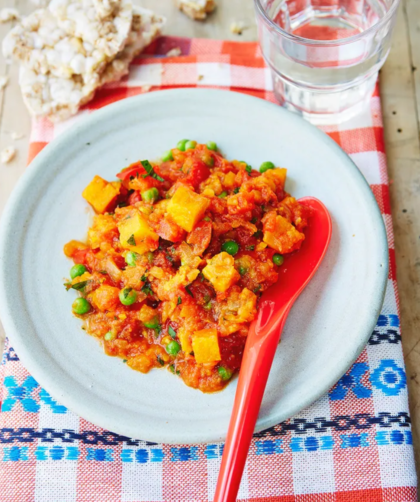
(156, 216, 186, 243)
(189, 280, 215, 305)
(183, 160, 210, 189)
(186, 221, 212, 255)
(128, 190, 142, 205)
(73, 248, 89, 265)
(116, 162, 146, 181)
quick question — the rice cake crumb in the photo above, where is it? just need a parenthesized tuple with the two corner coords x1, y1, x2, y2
(230, 21, 246, 35)
(1, 146, 16, 164)
(11, 131, 24, 140)
(166, 47, 182, 57)
(175, 0, 215, 20)
(0, 76, 8, 90)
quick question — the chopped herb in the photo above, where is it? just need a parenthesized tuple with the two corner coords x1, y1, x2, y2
(204, 301, 212, 310)
(141, 160, 165, 182)
(176, 370, 181, 375)
(122, 288, 132, 299)
(99, 270, 107, 275)
(233, 187, 240, 194)
(166, 253, 174, 263)
(203, 216, 211, 222)
(127, 234, 136, 246)
(168, 326, 177, 338)
(141, 274, 147, 282)
(157, 355, 165, 366)
(169, 364, 175, 373)
(122, 359, 128, 363)
(177, 297, 182, 305)
(147, 251, 154, 263)
(64, 280, 89, 291)
(141, 282, 153, 296)
(251, 217, 258, 224)
(245, 165, 252, 174)
(246, 245, 255, 251)
(86, 142, 91, 146)
(218, 191, 228, 198)
(253, 285, 261, 293)
(185, 285, 194, 298)
(114, 316, 118, 320)
(238, 266, 248, 276)
(117, 201, 128, 208)
(155, 325, 162, 336)
(253, 230, 263, 239)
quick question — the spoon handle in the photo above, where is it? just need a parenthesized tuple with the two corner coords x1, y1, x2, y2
(213, 315, 287, 502)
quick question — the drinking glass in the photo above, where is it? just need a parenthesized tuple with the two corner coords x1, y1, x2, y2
(254, 0, 400, 123)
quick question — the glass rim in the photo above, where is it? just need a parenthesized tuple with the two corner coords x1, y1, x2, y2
(254, 0, 400, 45)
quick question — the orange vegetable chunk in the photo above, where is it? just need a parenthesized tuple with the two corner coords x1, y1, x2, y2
(167, 185, 210, 232)
(202, 252, 240, 293)
(118, 210, 159, 255)
(192, 328, 221, 364)
(89, 285, 120, 312)
(263, 214, 305, 254)
(82, 175, 121, 214)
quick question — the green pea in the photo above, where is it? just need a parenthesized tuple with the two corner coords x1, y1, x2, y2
(218, 366, 233, 381)
(218, 191, 228, 198)
(72, 298, 91, 315)
(207, 141, 218, 151)
(185, 140, 197, 150)
(162, 150, 174, 162)
(141, 187, 159, 203)
(70, 264, 86, 279)
(222, 240, 239, 256)
(125, 251, 138, 267)
(259, 161, 275, 173)
(166, 340, 181, 356)
(273, 254, 284, 266)
(144, 316, 160, 329)
(119, 288, 137, 306)
(177, 139, 189, 151)
(104, 331, 116, 341)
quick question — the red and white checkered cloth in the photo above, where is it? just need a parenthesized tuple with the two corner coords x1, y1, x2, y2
(0, 37, 417, 502)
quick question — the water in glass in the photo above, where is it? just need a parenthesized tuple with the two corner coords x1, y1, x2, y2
(255, 0, 399, 123)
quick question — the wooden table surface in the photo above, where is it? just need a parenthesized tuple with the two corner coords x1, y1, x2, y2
(0, 0, 419, 488)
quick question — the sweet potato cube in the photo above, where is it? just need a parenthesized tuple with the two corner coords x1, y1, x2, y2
(167, 185, 210, 232)
(263, 168, 287, 190)
(202, 252, 240, 293)
(192, 329, 221, 364)
(89, 285, 120, 312)
(82, 175, 121, 214)
(178, 327, 193, 354)
(118, 211, 159, 255)
(263, 214, 305, 254)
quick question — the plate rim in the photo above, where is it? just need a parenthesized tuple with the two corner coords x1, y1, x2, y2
(0, 88, 389, 444)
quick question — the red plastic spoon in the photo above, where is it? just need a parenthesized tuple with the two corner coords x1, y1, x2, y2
(213, 197, 332, 502)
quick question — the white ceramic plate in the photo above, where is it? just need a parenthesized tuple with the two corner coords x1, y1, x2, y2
(0, 89, 388, 444)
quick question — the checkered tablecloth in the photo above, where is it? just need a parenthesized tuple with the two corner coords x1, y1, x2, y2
(0, 36, 417, 502)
